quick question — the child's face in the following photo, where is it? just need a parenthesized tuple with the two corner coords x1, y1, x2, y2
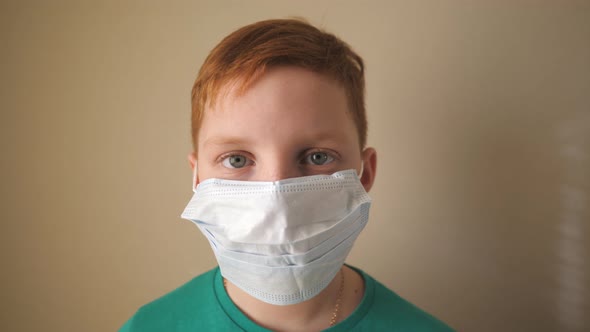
(192, 66, 375, 191)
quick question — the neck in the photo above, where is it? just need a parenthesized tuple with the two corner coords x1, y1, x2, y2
(224, 265, 365, 332)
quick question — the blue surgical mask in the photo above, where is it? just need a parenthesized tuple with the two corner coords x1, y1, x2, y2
(181, 169, 371, 305)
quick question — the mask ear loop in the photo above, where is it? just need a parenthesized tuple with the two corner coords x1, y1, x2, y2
(192, 163, 198, 192)
(358, 162, 364, 178)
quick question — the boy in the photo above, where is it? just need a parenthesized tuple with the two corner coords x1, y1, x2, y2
(120, 18, 454, 331)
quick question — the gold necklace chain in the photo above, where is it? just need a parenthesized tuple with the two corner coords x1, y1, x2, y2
(329, 269, 345, 327)
(222, 269, 345, 328)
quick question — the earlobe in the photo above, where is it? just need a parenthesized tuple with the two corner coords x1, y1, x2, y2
(360, 148, 377, 192)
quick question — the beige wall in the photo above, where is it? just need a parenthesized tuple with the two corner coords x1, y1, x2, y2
(1, 1, 589, 331)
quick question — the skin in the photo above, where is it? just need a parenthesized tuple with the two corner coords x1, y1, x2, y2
(188, 66, 377, 331)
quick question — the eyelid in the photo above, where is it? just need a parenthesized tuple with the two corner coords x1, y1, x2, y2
(306, 148, 340, 158)
(301, 148, 340, 164)
(216, 151, 255, 165)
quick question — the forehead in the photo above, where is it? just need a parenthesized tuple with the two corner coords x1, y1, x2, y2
(198, 67, 359, 151)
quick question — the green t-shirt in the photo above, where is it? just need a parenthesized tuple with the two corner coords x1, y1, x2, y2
(120, 266, 454, 331)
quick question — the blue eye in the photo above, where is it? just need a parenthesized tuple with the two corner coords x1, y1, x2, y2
(306, 152, 334, 165)
(222, 154, 250, 168)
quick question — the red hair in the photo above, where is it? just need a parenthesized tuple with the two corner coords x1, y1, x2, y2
(191, 18, 366, 150)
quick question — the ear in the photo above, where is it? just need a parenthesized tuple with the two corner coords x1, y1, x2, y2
(187, 152, 198, 186)
(360, 147, 377, 192)
(188, 152, 197, 169)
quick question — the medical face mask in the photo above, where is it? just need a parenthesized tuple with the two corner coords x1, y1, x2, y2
(181, 169, 372, 305)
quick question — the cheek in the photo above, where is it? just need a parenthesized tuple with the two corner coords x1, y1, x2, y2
(194, 152, 218, 181)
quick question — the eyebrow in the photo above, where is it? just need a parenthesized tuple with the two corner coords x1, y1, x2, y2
(203, 132, 351, 148)
(202, 136, 252, 147)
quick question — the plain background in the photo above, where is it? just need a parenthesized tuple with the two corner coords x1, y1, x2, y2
(1, 1, 589, 331)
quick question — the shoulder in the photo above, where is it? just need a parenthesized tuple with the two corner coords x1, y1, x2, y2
(119, 268, 224, 332)
(353, 268, 455, 331)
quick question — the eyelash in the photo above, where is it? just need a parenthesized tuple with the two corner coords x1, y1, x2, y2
(301, 149, 337, 165)
(217, 151, 254, 169)
(217, 149, 339, 169)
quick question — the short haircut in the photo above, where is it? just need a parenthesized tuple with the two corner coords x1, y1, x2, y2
(191, 18, 367, 151)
